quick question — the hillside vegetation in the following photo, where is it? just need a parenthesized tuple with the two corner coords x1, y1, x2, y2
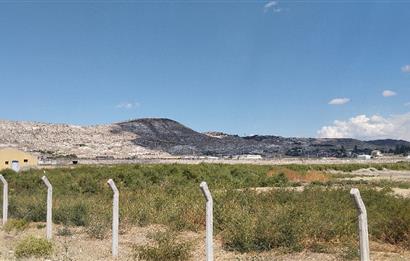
(1, 163, 410, 259)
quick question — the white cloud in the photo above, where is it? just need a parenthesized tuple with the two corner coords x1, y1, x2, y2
(382, 90, 397, 97)
(317, 113, 410, 141)
(264, 1, 281, 13)
(405, 102, 410, 107)
(116, 102, 140, 109)
(401, 65, 410, 73)
(328, 98, 350, 105)
(264, 1, 277, 8)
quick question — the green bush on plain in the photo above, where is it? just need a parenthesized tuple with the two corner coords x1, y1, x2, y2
(3, 219, 29, 233)
(15, 236, 53, 258)
(133, 230, 192, 261)
(0, 163, 409, 254)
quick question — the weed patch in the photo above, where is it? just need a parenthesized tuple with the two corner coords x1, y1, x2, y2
(15, 236, 53, 258)
(57, 226, 73, 237)
(3, 219, 29, 233)
(133, 230, 192, 261)
(1, 163, 409, 254)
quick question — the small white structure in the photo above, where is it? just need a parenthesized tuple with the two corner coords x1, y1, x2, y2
(238, 154, 263, 160)
(371, 150, 383, 158)
(357, 154, 371, 160)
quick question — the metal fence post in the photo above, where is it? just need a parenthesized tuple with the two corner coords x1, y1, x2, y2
(107, 179, 119, 258)
(0, 175, 8, 225)
(200, 181, 213, 261)
(350, 188, 370, 261)
(41, 176, 53, 240)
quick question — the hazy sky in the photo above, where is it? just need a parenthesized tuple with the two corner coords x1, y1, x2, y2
(0, 1, 409, 140)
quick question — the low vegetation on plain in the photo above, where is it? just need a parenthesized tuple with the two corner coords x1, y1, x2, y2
(0, 162, 409, 259)
(3, 218, 29, 233)
(14, 236, 53, 258)
(133, 229, 193, 261)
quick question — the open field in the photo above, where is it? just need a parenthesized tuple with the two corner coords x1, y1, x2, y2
(1, 163, 410, 260)
(38, 156, 410, 168)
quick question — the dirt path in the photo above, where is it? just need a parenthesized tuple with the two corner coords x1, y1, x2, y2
(331, 169, 410, 197)
(334, 169, 410, 182)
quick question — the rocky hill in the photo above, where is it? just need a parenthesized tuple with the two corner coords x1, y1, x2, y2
(0, 118, 409, 159)
(0, 119, 167, 159)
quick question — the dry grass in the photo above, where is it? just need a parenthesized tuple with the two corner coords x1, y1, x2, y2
(15, 236, 53, 258)
(133, 229, 193, 261)
(267, 167, 330, 183)
(3, 219, 29, 233)
(1, 163, 410, 257)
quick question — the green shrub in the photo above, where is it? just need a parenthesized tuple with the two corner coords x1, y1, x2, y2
(54, 201, 88, 226)
(133, 230, 192, 261)
(339, 244, 360, 260)
(78, 175, 101, 194)
(2, 163, 410, 255)
(271, 172, 289, 186)
(364, 190, 410, 249)
(15, 236, 53, 258)
(3, 219, 29, 233)
(8, 197, 46, 222)
(221, 203, 303, 253)
(308, 242, 331, 254)
(85, 214, 109, 239)
(57, 227, 73, 237)
(36, 223, 46, 229)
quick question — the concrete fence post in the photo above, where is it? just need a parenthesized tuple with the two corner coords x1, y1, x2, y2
(107, 179, 119, 258)
(0, 175, 8, 225)
(41, 176, 53, 240)
(200, 181, 213, 261)
(350, 188, 370, 261)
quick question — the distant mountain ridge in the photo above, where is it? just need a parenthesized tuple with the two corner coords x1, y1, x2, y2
(117, 118, 410, 157)
(0, 118, 409, 159)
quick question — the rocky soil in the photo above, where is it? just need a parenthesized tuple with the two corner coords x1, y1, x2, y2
(1, 223, 409, 261)
(0, 120, 168, 160)
(1, 118, 409, 159)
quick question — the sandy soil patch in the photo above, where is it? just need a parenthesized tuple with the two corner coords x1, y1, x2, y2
(335, 169, 410, 182)
(1, 223, 409, 261)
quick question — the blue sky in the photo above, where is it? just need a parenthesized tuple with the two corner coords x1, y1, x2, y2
(0, 1, 409, 139)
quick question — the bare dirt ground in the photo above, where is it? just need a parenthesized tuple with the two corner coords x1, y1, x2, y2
(1, 223, 409, 261)
(332, 169, 410, 182)
(332, 169, 410, 198)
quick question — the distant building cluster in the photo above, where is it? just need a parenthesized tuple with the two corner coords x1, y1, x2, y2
(235, 154, 263, 160)
(356, 150, 383, 160)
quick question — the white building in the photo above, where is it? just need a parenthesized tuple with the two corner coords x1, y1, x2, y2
(371, 150, 383, 158)
(238, 154, 263, 160)
(357, 154, 371, 160)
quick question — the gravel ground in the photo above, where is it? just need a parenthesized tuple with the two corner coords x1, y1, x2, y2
(1, 223, 409, 261)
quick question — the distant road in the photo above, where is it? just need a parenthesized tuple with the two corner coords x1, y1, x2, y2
(39, 156, 409, 167)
